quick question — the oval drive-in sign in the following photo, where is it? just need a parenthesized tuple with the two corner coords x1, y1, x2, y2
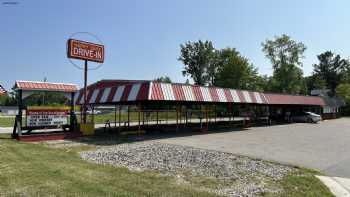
(67, 39, 104, 63)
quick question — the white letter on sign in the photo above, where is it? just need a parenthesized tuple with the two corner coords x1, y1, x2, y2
(96, 51, 102, 59)
(73, 48, 79, 55)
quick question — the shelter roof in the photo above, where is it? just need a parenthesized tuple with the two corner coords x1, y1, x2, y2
(75, 79, 326, 106)
(15, 81, 78, 93)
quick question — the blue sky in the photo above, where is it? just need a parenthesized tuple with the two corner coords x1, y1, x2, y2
(1, 0, 350, 90)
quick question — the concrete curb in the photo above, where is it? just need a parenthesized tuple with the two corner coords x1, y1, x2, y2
(316, 175, 350, 197)
(0, 127, 12, 134)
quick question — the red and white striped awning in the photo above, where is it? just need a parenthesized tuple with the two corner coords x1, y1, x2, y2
(75, 80, 325, 106)
(75, 81, 269, 104)
(148, 82, 268, 103)
(75, 82, 149, 105)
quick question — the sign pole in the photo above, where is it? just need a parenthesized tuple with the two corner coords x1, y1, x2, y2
(83, 60, 88, 124)
(18, 89, 23, 136)
(67, 38, 104, 125)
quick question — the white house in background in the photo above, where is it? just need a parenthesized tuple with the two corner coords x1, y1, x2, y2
(311, 89, 345, 119)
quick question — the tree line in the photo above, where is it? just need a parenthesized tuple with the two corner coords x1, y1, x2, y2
(177, 35, 350, 94)
(0, 90, 68, 107)
(156, 34, 350, 114)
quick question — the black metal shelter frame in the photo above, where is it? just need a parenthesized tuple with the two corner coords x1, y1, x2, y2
(84, 100, 323, 134)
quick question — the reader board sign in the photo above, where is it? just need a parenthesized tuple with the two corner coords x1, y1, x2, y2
(26, 109, 69, 127)
(67, 39, 104, 63)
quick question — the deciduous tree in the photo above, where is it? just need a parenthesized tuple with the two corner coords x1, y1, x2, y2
(155, 76, 172, 83)
(336, 83, 350, 115)
(262, 34, 307, 94)
(305, 75, 326, 94)
(336, 83, 350, 103)
(178, 40, 216, 85)
(213, 48, 260, 90)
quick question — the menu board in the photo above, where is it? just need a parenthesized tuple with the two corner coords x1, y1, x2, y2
(26, 109, 68, 127)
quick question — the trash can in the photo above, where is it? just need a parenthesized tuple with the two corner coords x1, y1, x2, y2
(80, 123, 95, 135)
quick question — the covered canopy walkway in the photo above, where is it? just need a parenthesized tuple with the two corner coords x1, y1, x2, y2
(74, 79, 326, 133)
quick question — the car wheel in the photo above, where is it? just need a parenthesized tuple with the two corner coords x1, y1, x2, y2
(307, 118, 312, 123)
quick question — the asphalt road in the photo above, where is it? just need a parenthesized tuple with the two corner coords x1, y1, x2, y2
(157, 118, 350, 178)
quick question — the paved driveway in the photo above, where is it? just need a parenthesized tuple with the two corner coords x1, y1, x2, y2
(157, 118, 350, 178)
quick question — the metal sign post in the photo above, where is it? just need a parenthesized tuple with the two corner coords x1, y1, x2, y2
(83, 60, 88, 123)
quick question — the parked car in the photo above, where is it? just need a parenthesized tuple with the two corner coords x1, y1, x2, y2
(291, 112, 322, 123)
(86, 110, 102, 115)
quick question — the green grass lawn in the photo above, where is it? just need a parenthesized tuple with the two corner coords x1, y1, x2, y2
(0, 110, 215, 127)
(263, 168, 334, 197)
(86, 111, 183, 124)
(0, 117, 15, 127)
(0, 134, 334, 197)
(0, 134, 217, 197)
(0, 111, 179, 127)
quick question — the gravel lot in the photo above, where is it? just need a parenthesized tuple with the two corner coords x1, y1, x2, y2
(81, 142, 294, 197)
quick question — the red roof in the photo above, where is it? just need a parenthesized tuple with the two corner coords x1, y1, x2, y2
(265, 93, 325, 106)
(75, 79, 325, 106)
(16, 81, 78, 92)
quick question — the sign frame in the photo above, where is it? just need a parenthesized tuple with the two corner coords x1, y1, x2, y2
(67, 39, 105, 63)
